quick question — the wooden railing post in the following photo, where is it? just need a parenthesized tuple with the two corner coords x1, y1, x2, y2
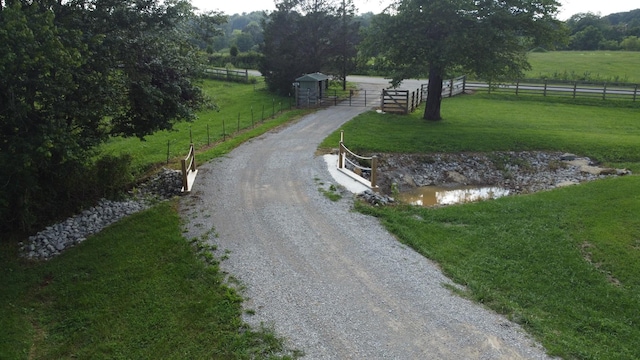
(181, 158, 188, 191)
(190, 144, 196, 171)
(338, 131, 344, 169)
(371, 156, 378, 190)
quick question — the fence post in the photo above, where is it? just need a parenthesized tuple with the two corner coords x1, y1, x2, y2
(371, 156, 378, 190)
(634, 84, 638, 102)
(603, 82, 607, 100)
(405, 90, 409, 114)
(381, 90, 386, 112)
(338, 131, 344, 169)
(543, 80, 548, 97)
(181, 159, 188, 191)
(244, 69, 248, 82)
(364, 90, 367, 106)
(515, 80, 519, 96)
(449, 78, 454, 97)
(573, 82, 577, 99)
(462, 76, 466, 93)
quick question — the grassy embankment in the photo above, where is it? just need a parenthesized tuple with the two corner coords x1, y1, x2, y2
(100, 78, 310, 174)
(0, 78, 310, 359)
(320, 93, 640, 359)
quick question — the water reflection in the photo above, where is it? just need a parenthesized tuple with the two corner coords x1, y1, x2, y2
(399, 186, 510, 207)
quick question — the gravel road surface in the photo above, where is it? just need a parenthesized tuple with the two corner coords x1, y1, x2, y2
(180, 80, 555, 359)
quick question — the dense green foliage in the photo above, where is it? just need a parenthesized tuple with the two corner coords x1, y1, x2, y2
(565, 10, 640, 50)
(0, 0, 221, 231)
(260, 0, 360, 94)
(0, 202, 298, 359)
(362, 0, 565, 120)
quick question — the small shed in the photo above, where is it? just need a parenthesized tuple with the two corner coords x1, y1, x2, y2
(295, 72, 329, 106)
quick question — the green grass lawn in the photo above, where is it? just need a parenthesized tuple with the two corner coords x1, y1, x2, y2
(321, 94, 640, 170)
(526, 51, 640, 83)
(325, 93, 640, 359)
(0, 202, 298, 359)
(100, 78, 301, 174)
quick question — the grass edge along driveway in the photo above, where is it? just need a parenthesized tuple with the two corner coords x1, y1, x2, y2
(329, 93, 640, 360)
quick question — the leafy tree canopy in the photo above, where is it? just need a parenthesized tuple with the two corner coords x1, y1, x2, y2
(364, 0, 565, 120)
(259, 0, 360, 94)
(0, 0, 222, 231)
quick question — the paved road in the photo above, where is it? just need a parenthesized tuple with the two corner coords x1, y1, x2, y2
(180, 80, 554, 359)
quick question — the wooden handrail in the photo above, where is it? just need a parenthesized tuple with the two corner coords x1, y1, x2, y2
(338, 131, 379, 190)
(181, 144, 197, 192)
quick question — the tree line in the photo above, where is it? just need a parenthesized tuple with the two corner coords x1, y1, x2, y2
(564, 10, 640, 51)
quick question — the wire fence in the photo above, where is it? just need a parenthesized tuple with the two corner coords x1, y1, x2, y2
(165, 96, 295, 164)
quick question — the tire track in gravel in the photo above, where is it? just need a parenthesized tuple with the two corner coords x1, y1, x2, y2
(180, 80, 556, 359)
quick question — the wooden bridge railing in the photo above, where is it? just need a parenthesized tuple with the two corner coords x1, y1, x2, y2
(338, 131, 378, 190)
(181, 144, 198, 192)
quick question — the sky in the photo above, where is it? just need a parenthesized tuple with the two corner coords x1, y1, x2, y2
(192, 0, 638, 20)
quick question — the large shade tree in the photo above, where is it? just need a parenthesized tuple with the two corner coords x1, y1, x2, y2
(365, 0, 565, 120)
(0, 0, 221, 231)
(260, 0, 359, 94)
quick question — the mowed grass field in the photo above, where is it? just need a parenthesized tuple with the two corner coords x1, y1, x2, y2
(323, 93, 640, 359)
(100, 78, 306, 174)
(525, 51, 640, 83)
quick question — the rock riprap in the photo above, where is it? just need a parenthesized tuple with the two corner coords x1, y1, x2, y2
(377, 151, 631, 195)
(20, 168, 183, 261)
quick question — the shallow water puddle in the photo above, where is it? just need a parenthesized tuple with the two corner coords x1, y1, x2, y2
(398, 186, 510, 207)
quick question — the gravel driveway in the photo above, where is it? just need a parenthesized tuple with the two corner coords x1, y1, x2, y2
(179, 80, 555, 359)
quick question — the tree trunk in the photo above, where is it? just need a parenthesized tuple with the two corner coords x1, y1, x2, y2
(423, 67, 443, 121)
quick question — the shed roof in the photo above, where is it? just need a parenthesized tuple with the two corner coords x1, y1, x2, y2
(296, 72, 329, 82)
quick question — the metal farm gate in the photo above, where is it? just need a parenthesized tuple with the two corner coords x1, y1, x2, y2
(296, 88, 381, 108)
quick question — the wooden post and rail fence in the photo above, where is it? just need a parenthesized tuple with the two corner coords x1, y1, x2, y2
(204, 68, 250, 83)
(338, 131, 378, 191)
(381, 76, 467, 114)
